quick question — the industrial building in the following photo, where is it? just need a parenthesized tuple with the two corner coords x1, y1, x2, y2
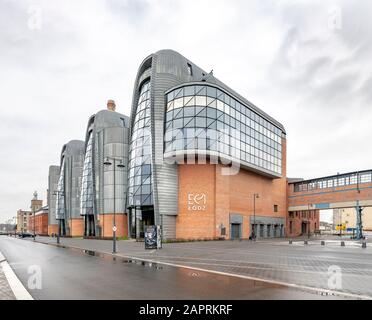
(80, 101, 130, 238)
(55, 140, 85, 236)
(127, 49, 287, 240)
(47, 165, 60, 235)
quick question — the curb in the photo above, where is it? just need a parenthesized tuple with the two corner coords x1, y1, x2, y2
(0, 250, 33, 300)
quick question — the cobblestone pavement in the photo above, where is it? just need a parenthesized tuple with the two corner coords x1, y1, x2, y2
(23, 235, 372, 298)
(0, 256, 16, 300)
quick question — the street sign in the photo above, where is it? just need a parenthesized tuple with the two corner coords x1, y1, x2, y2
(112, 226, 117, 232)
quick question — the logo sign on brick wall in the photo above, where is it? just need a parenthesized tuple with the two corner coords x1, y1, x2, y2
(187, 193, 206, 211)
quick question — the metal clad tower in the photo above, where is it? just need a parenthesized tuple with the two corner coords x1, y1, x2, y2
(81, 101, 130, 237)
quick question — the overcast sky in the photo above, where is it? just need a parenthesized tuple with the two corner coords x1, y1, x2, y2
(1, 0, 371, 223)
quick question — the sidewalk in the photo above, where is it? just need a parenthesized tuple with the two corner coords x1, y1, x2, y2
(0, 252, 16, 300)
(0, 250, 33, 300)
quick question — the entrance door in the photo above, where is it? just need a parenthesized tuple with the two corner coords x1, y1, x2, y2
(231, 223, 241, 239)
(267, 224, 271, 237)
(301, 222, 307, 235)
(259, 224, 264, 238)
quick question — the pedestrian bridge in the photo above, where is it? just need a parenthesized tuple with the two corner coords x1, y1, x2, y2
(288, 169, 372, 212)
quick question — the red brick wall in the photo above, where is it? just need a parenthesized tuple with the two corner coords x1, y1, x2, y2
(68, 218, 84, 237)
(176, 138, 287, 240)
(99, 213, 128, 238)
(48, 224, 58, 236)
(287, 210, 320, 237)
(29, 213, 48, 236)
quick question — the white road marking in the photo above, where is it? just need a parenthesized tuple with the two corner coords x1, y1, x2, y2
(0, 251, 33, 300)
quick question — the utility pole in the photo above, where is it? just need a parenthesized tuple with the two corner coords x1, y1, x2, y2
(252, 194, 259, 240)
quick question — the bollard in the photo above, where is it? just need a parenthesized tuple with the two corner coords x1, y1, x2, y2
(289, 240, 292, 244)
(321, 241, 325, 246)
(362, 242, 367, 249)
(341, 241, 345, 247)
(304, 240, 308, 245)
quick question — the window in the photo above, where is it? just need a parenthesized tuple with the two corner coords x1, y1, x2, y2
(187, 63, 193, 76)
(164, 84, 283, 175)
(274, 205, 278, 212)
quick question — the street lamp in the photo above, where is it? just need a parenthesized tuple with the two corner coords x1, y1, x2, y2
(128, 192, 137, 240)
(252, 193, 259, 240)
(307, 204, 313, 239)
(103, 156, 125, 254)
(339, 209, 344, 237)
(53, 190, 64, 245)
(33, 206, 36, 241)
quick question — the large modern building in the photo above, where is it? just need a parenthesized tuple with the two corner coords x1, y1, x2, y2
(56, 140, 85, 236)
(127, 49, 287, 240)
(80, 100, 130, 238)
(47, 165, 60, 235)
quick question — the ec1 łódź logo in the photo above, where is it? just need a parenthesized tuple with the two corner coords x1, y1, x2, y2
(187, 193, 207, 211)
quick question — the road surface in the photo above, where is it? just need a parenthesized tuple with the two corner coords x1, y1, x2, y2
(0, 236, 343, 300)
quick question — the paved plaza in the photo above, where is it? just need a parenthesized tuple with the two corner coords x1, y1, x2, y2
(22, 235, 372, 299)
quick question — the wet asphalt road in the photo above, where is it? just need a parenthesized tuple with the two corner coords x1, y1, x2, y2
(0, 236, 345, 300)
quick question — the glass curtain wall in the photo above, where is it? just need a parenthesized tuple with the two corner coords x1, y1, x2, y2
(55, 157, 66, 234)
(165, 85, 283, 176)
(80, 132, 95, 235)
(128, 80, 153, 207)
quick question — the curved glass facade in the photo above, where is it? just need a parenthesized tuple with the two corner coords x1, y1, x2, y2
(55, 157, 65, 219)
(80, 132, 94, 216)
(164, 84, 283, 175)
(128, 80, 153, 206)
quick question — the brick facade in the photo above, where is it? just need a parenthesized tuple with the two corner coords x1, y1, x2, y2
(287, 210, 320, 237)
(29, 212, 48, 236)
(68, 218, 84, 237)
(99, 213, 128, 238)
(176, 138, 287, 240)
(48, 224, 59, 236)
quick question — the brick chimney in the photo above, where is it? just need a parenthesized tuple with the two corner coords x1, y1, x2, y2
(107, 99, 116, 111)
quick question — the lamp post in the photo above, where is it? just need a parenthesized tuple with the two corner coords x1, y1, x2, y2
(252, 193, 259, 240)
(33, 206, 36, 241)
(307, 203, 312, 239)
(13, 216, 16, 237)
(339, 209, 344, 237)
(128, 192, 136, 240)
(53, 190, 64, 244)
(103, 156, 125, 254)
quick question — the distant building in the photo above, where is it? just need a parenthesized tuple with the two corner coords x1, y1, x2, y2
(56, 140, 85, 236)
(333, 208, 372, 231)
(287, 209, 320, 237)
(319, 221, 333, 231)
(16, 209, 32, 233)
(29, 205, 49, 236)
